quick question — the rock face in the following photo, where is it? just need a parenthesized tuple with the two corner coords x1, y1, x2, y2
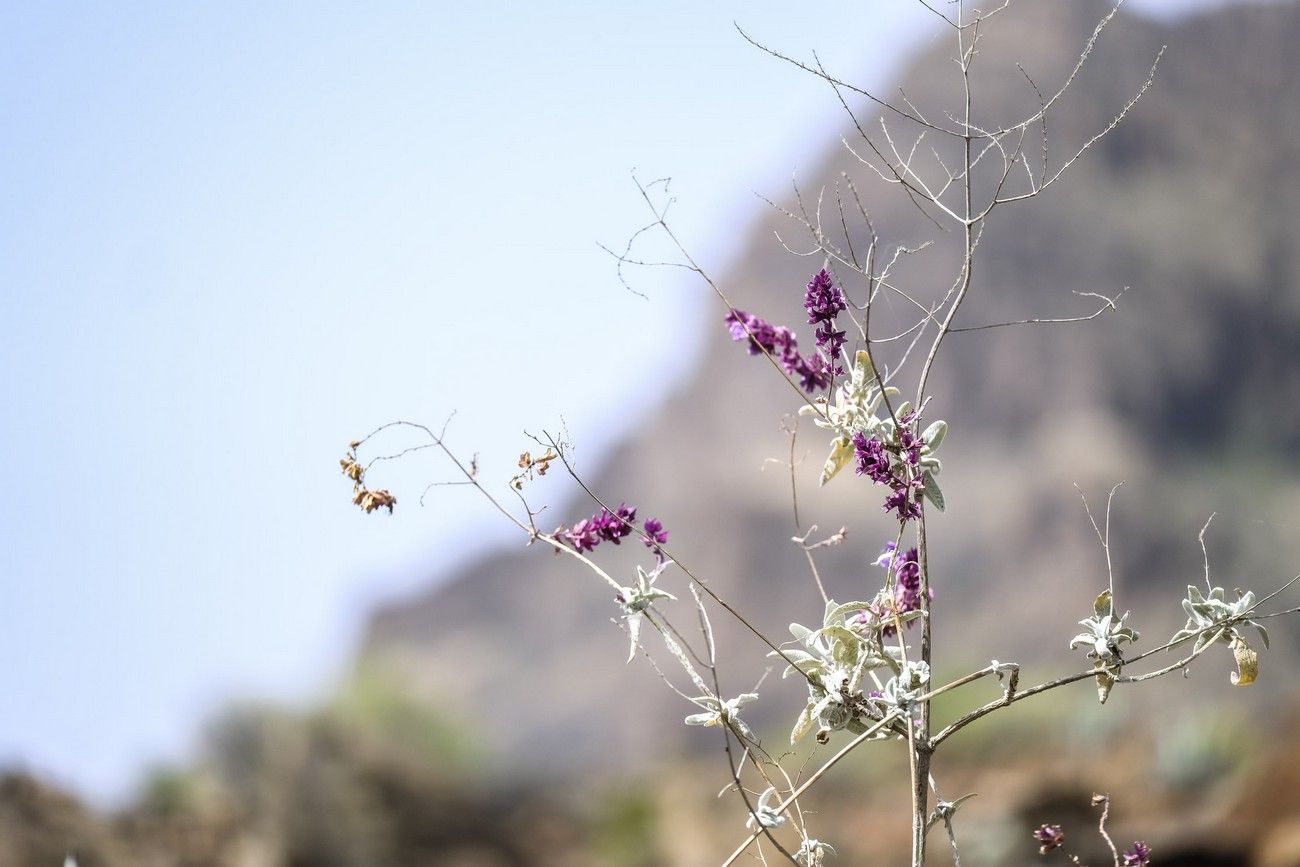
(360, 0, 1300, 784)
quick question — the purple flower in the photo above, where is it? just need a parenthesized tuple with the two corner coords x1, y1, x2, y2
(804, 269, 846, 325)
(852, 433, 893, 484)
(898, 417, 924, 466)
(873, 545, 931, 634)
(724, 310, 786, 357)
(643, 517, 668, 546)
(1122, 842, 1152, 866)
(723, 310, 835, 393)
(814, 320, 847, 361)
(883, 487, 923, 521)
(591, 503, 636, 545)
(1033, 825, 1065, 854)
(563, 518, 601, 553)
(796, 352, 832, 391)
(561, 503, 661, 557)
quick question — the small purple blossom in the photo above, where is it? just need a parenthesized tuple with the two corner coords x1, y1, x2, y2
(642, 517, 668, 546)
(560, 504, 666, 561)
(852, 433, 893, 484)
(591, 503, 637, 545)
(1033, 825, 1065, 854)
(803, 268, 846, 325)
(1122, 842, 1152, 866)
(563, 518, 601, 553)
(852, 424, 927, 522)
(723, 309, 836, 393)
(898, 413, 924, 466)
(893, 547, 923, 611)
(805, 270, 848, 372)
(725, 309, 782, 356)
(814, 320, 847, 364)
(642, 517, 670, 562)
(873, 544, 932, 634)
(797, 352, 832, 391)
(884, 486, 923, 521)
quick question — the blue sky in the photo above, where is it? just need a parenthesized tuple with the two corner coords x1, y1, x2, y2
(0, 0, 1238, 804)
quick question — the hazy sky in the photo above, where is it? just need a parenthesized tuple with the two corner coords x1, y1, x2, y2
(0, 0, 1240, 803)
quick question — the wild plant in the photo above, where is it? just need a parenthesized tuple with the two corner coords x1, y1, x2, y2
(340, 2, 1300, 863)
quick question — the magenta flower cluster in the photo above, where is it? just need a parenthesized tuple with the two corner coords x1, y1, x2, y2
(871, 541, 931, 632)
(804, 268, 847, 372)
(724, 309, 832, 392)
(560, 504, 668, 561)
(722, 267, 851, 393)
(852, 413, 925, 521)
(1122, 842, 1152, 866)
(1033, 824, 1065, 854)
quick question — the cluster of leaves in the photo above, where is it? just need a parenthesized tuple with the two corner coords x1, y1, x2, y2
(1070, 590, 1140, 703)
(339, 442, 397, 514)
(803, 351, 947, 514)
(1172, 585, 1268, 686)
(777, 596, 924, 745)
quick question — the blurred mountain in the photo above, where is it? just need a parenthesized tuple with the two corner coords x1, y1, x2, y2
(359, 0, 1300, 788)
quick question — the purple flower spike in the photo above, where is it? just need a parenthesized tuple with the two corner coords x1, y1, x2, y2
(1122, 842, 1152, 866)
(561, 503, 653, 556)
(563, 518, 601, 553)
(1033, 825, 1065, 854)
(643, 518, 668, 546)
(852, 433, 893, 484)
(804, 269, 846, 326)
(723, 309, 837, 394)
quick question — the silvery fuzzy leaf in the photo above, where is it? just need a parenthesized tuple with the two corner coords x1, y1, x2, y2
(920, 455, 942, 475)
(790, 702, 816, 744)
(825, 601, 877, 625)
(895, 400, 912, 419)
(1186, 584, 1204, 604)
(1093, 590, 1113, 619)
(799, 398, 829, 417)
(815, 624, 864, 649)
(850, 350, 874, 389)
(1069, 633, 1096, 650)
(625, 612, 643, 663)
(772, 648, 819, 668)
(922, 472, 945, 512)
(819, 436, 855, 487)
(866, 388, 901, 416)
(745, 787, 786, 830)
(922, 420, 948, 450)
(783, 659, 828, 680)
(823, 598, 840, 627)
(790, 623, 814, 643)
(1193, 630, 1220, 653)
(684, 711, 716, 727)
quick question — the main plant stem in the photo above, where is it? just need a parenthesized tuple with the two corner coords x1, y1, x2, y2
(913, 5, 973, 861)
(911, 515, 933, 865)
